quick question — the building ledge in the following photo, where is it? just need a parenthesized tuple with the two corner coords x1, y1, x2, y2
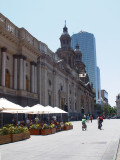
(0, 86, 38, 99)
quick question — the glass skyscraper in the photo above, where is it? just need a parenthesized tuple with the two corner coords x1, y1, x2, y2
(97, 67, 101, 104)
(71, 31, 100, 103)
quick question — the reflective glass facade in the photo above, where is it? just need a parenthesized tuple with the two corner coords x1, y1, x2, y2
(71, 31, 99, 103)
(97, 67, 101, 104)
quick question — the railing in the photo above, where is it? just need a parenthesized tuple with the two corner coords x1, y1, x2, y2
(0, 13, 19, 38)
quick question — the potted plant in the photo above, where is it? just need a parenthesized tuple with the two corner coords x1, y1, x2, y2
(10, 126, 23, 142)
(0, 127, 11, 145)
(64, 122, 70, 130)
(50, 124, 56, 134)
(9, 126, 30, 142)
(56, 122, 62, 132)
(68, 122, 73, 129)
(22, 127, 30, 139)
(0, 124, 30, 144)
(41, 124, 52, 135)
(29, 124, 41, 135)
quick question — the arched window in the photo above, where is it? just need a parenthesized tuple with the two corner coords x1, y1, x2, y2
(5, 69, 10, 88)
(75, 102, 77, 110)
(26, 76, 29, 92)
(68, 57, 71, 66)
(49, 94, 51, 106)
(81, 95, 84, 106)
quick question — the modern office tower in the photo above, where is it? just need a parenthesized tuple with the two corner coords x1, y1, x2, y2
(71, 31, 98, 103)
(97, 67, 101, 104)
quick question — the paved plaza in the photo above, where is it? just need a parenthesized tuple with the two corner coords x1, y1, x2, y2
(0, 119, 120, 160)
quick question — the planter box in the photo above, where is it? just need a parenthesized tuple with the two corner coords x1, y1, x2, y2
(0, 134, 11, 145)
(41, 129, 52, 135)
(69, 125, 73, 130)
(51, 128, 56, 134)
(61, 126, 64, 131)
(11, 133, 23, 142)
(64, 126, 70, 130)
(23, 132, 30, 139)
(29, 129, 40, 135)
(56, 124, 61, 131)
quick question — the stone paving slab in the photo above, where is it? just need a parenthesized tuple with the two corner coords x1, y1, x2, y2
(0, 120, 120, 160)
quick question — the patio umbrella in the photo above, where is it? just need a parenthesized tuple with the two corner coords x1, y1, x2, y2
(1, 109, 28, 114)
(54, 107, 68, 121)
(24, 106, 31, 109)
(0, 98, 23, 127)
(0, 98, 23, 110)
(54, 107, 68, 113)
(0, 106, 3, 111)
(44, 105, 56, 114)
(1, 109, 27, 123)
(44, 105, 57, 121)
(26, 104, 46, 114)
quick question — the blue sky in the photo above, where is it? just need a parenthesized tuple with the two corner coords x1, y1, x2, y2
(1, 0, 120, 106)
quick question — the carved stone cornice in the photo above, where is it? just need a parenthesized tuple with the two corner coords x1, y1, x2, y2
(17, 55, 27, 60)
(1, 47, 7, 52)
(0, 25, 19, 45)
(13, 54, 18, 59)
(30, 61, 37, 66)
(19, 40, 41, 57)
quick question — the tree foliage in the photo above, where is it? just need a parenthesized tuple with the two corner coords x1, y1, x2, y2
(103, 104, 117, 117)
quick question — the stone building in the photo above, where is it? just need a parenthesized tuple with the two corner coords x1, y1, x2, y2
(116, 94, 120, 117)
(0, 13, 94, 119)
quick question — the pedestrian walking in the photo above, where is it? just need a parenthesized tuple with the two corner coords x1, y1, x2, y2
(98, 116, 103, 130)
(90, 115, 93, 123)
(87, 114, 90, 123)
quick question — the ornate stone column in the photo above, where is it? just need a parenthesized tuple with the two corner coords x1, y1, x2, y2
(41, 62, 47, 106)
(19, 55, 24, 90)
(67, 80, 69, 111)
(34, 64, 37, 93)
(23, 56, 27, 90)
(30, 62, 35, 93)
(1, 47, 7, 87)
(53, 68, 57, 107)
(37, 57, 41, 103)
(13, 55, 18, 89)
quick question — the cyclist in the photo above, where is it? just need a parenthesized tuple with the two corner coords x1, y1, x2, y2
(98, 116, 103, 130)
(82, 118, 87, 130)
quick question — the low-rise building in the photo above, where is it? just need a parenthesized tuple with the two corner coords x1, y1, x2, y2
(101, 90, 108, 105)
(116, 94, 120, 117)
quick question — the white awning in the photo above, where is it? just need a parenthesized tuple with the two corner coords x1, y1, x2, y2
(0, 98, 23, 110)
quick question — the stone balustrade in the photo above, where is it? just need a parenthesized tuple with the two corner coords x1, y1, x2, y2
(0, 13, 54, 58)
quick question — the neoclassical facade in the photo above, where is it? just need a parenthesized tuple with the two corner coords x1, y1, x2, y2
(0, 13, 94, 117)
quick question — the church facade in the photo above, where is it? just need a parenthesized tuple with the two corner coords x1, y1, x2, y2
(0, 13, 94, 118)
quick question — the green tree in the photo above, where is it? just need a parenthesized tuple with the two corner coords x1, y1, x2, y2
(103, 104, 117, 117)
